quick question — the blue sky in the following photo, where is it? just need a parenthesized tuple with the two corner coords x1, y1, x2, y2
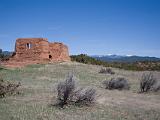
(0, 0, 160, 57)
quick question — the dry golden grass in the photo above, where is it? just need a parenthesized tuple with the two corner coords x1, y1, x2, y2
(0, 62, 160, 120)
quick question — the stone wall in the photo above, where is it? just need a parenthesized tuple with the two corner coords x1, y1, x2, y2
(9, 38, 70, 63)
(12, 38, 49, 61)
(49, 42, 70, 61)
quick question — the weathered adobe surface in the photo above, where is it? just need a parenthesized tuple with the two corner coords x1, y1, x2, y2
(3, 38, 70, 67)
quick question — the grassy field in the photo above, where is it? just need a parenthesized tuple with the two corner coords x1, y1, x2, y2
(0, 62, 160, 120)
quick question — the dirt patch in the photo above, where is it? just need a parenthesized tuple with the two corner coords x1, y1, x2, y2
(96, 90, 160, 110)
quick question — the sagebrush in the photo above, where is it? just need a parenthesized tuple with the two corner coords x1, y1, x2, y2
(140, 73, 157, 92)
(57, 74, 75, 107)
(56, 74, 96, 107)
(99, 68, 115, 75)
(0, 78, 21, 98)
(73, 87, 96, 105)
(103, 77, 130, 90)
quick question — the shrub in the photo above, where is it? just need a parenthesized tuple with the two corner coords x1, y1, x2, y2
(57, 74, 75, 107)
(102, 80, 109, 89)
(0, 53, 11, 61)
(152, 81, 160, 92)
(0, 79, 6, 97)
(103, 77, 130, 90)
(73, 87, 96, 106)
(99, 68, 115, 75)
(140, 73, 157, 92)
(0, 78, 21, 98)
(70, 54, 106, 65)
(56, 74, 96, 108)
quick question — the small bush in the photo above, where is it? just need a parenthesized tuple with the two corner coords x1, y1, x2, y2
(0, 79, 5, 97)
(56, 74, 96, 108)
(103, 77, 130, 90)
(0, 78, 21, 98)
(57, 74, 75, 107)
(140, 73, 157, 92)
(152, 81, 160, 92)
(102, 80, 109, 89)
(73, 87, 96, 106)
(99, 68, 115, 75)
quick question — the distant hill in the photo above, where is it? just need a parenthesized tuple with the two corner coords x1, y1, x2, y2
(71, 54, 160, 71)
(0, 49, 13, 56)
(0, 50, 13, 61)
(2, 51, 13, 56)
(92, 55, 160, 63)
(0, 49, 2, 54)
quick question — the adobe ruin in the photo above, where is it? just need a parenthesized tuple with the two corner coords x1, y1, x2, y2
(3, 38, 70, 67)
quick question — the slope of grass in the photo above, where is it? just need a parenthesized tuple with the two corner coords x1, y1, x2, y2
(0, 62, 160, 120)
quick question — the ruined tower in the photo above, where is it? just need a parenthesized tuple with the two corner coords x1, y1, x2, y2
(10, 38, 70, 63)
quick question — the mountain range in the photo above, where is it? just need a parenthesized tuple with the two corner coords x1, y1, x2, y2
(92, 55, 160, 63)
(0, 50, 13, 56)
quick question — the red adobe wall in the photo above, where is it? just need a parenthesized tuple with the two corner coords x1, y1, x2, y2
(5, 38, 70, 67)
(12, 38, 50, 61)
(49, 42, 70, 62)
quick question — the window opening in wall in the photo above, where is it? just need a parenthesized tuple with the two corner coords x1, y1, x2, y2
(26, 43, 32, 49)
(49, 55, 52, 59)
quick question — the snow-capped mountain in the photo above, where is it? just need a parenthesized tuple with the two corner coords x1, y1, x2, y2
(91, 54, 160, 63)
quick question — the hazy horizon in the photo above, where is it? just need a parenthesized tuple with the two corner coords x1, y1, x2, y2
(0, 0, 160, 57)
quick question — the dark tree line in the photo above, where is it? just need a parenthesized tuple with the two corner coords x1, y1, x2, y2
(70, 54, 160, 71)
(0, 49, 12, 61)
